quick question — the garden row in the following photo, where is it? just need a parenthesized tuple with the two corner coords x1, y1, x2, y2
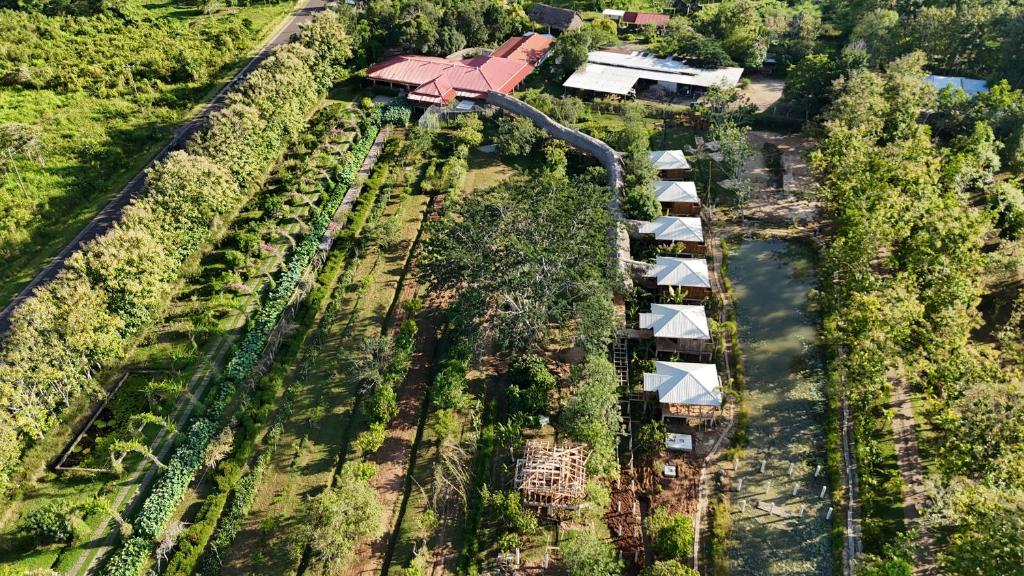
(100, 97, 411, 576)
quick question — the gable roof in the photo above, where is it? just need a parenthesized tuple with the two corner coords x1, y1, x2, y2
(644, 257, 710, 289)
(622, 11, 670, 26)
(366, 53, 535, 104)
(639, 216, 704, 243)
(654, 180, 699, 204)
(650, 149, 691, 170)
(409, 75, 456, 105)
(492, 33, 555, 65)
(644, 361, 721, 406)
(528, 3, 582, 30)
(639, 303, 711, 340)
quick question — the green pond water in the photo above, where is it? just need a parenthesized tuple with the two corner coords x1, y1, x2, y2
(726, 239, 833, 576)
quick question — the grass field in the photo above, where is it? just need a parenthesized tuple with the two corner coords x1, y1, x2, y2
(0, 0, 297, 308)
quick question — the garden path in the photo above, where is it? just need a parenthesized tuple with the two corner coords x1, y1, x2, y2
(887, 373, 939, 574)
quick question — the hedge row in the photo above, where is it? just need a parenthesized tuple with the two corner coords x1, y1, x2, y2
(99, 102, 409, 576)
(192, 424, 282, 576)
(164, 129, 405, 576)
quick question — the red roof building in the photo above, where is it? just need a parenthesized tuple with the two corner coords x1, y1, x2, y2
(622, 11, 671, 26)
(366, 35, 552, 106)
(491, 33, 555, 66)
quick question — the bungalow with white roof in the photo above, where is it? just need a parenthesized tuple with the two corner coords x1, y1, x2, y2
(643, 361, 722, 421)
(650, 150, 691, 179)
(641, 256, 711, 301)
(638, 303, 713, 359)
(638, 216, 705, 255)
(654, 180, 700, 215)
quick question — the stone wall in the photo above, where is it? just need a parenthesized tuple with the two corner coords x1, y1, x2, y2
(485, 91, 624, 196)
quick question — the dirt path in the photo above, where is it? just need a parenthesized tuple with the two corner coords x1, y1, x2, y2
(887, 373, 938, 574)
(346, 293, 445, 576)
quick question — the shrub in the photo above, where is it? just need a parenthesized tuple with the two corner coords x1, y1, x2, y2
(366, 384, 398, 424)
(17, 501, 88, 545)
(560, 528, 622, 576)
(641, 560, 699, 576)
(481, 488, 537, 535)
(647, 508, 695, 562)
(508, 354, 556, 423)
(223, 249, 246, 270)
(356, 422, 386, 454)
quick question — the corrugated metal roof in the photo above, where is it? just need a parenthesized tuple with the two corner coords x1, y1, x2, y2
(650, 150, 691, 170)
(622, 11, 670, 26)
(528, 3, 581, 29)
(639, 216, 703, 242)
(602, 8, 625, 18)
(645, 256, 710, 288)
(638, 303, 710, 339)
(654, 180, 699, 203)
(644, 361, 721, 406)
(925, 75, 988, 97)
(563, 63, 639, 95)
(562, 50, 744, 94)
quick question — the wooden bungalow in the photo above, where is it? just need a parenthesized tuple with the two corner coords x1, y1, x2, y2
(637, 303, 714, 360)
(643, 361, 723, 425)
(650, 150, 691, 180)
(641, 256, 711, 302)
(528, 4, 583, 35)
(654, 180, 700, 215)
(637, 216, 705, 255)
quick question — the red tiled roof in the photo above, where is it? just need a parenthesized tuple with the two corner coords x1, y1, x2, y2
(409, 75, 456, 105)
(492, 33, 555, 66)
(622, 11, 670, 26)
(366, 52, 535, 104)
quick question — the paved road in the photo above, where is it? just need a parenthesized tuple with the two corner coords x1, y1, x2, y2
(0, 0, 326, 334)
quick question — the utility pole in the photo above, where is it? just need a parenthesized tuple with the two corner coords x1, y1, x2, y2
(4, 148, 28, 197)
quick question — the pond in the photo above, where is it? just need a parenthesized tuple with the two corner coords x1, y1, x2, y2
(726, 238, 833, 576)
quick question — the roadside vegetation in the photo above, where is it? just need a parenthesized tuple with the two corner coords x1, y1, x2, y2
(0, 0, 299, 305)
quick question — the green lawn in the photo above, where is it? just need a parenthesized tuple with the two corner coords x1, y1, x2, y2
(0, 0, 297, 308)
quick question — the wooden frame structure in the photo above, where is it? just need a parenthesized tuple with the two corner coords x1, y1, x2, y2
(515, 441, 588, 510)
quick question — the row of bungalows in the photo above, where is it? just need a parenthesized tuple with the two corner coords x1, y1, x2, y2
(365, 33, 555, 108)
(628, 148, 724, 431)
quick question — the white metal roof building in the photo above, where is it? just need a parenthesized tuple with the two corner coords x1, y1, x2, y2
(650, 150, 691, 171)
(639, 216, 704, 243)
(643, 361, 722, 407)
(925, 75, 989, 97)
(639, 303, 711, 340)
(562, 50, 745, 96)
(644, 256, 710, 289)
(654, 180, 698, 203)
(601, 8, 625, 19)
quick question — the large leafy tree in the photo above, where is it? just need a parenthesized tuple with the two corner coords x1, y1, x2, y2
(421, 171, 615, 354)
(296, 466, 384, 572)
